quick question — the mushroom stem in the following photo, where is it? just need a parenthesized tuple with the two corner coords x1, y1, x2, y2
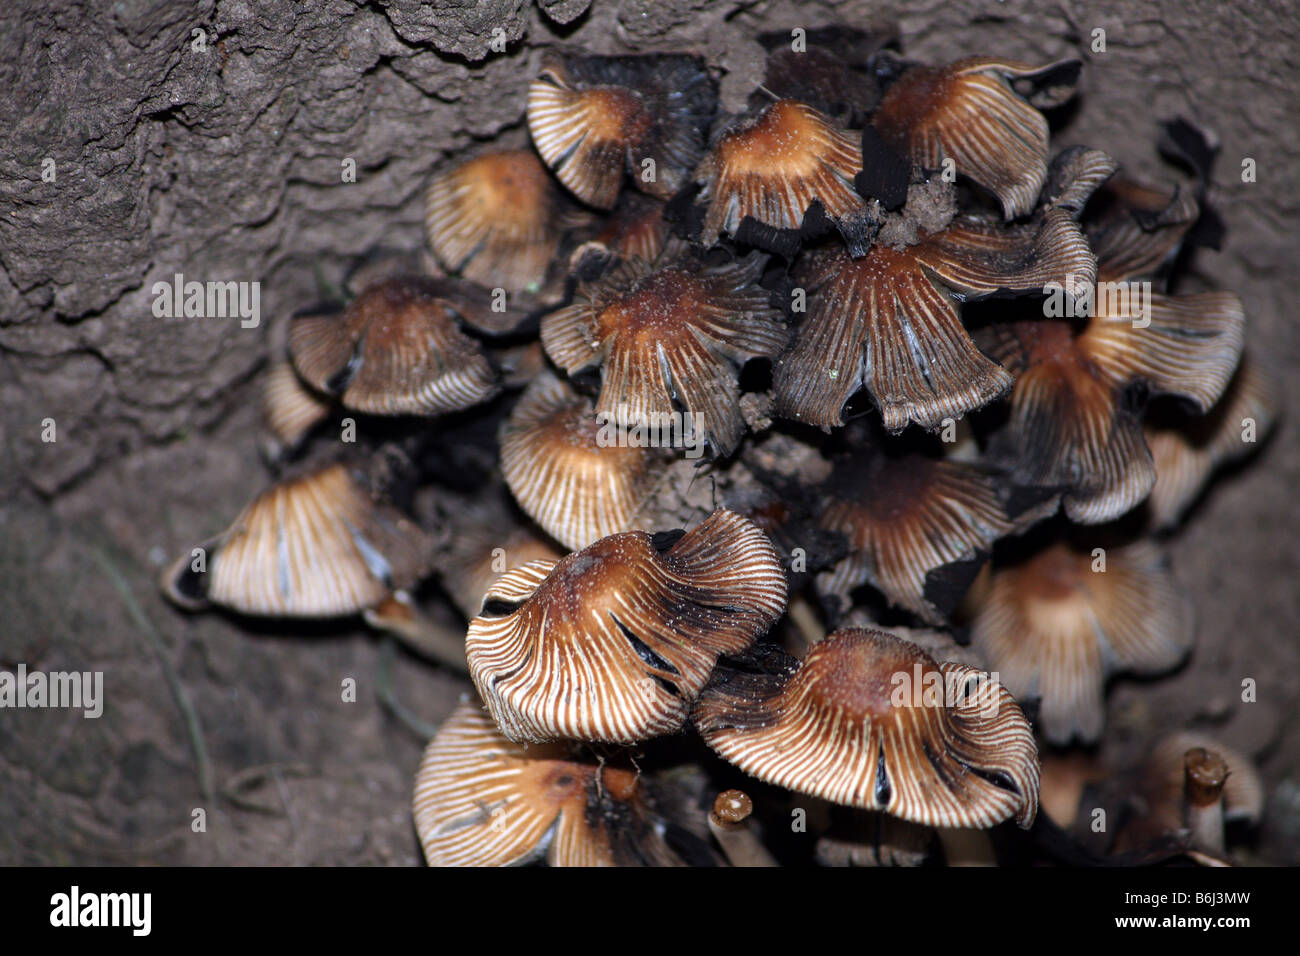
(709, 790, 778, 867)
(365, 591, 468, 672)
(1183, 747, 1229, 856)
(787, 594, 826, 652)
(936, 826, 997, 866)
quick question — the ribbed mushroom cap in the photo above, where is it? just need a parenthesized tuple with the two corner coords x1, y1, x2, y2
(1086, 177, 1201, 284)
(260, 359, 331, 456)
(500, 370, 663, 551)
(1144, 356, 1279, 530)
(969, 539, 1192, 745)
(161, 463, 428, 617)
(413, 701, 686, 866)
(541, 250, 787, 457)
(527, 52, 716, 208)
(424, 149, 566, 293)
(466, 509, 789, 744)
(695, 99, 877, 255)
(579, 192, 670, 268)
(694, 627, 1040, 828)
(440, 521, 565, 621)
(816, 450, 1054, 624)
(774, 206, 1095, 431)
(873, 57, 1082, 219)
(981, 287, 1246, 523)
(288, 276, 498, 416)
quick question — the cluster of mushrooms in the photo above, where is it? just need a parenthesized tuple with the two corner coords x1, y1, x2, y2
(162, 27, 1278, 866)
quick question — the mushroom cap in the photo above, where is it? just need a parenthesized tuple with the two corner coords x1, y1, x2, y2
(873, 57, 1081, 219)
(527, 52, 716, 208)
(969, 539, 1192, 745)
(816, 450, 1053, 624)
(288, 276, 499, 417)
(694, 627, 1040, 828)
(161, 463, 428, 618)
(500, 370, 663, 551)
(1144, 355, 1280, 530)
(982, 287, 1246, 524)
(541, 250, 787, 457)
(695, 99, 876, 254)
(466, 509, 788, 744)
(424, 149, 566, 293)
(260, 359, 331, 457)
(413, 701, 686, 866)
(773, 201, 1096, 431)
(1086, 177, 1201, 284)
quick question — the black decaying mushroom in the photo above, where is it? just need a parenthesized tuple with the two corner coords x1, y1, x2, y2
(466, 509, 788, 743)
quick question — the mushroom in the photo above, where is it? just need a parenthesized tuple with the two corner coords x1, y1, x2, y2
(694, 627, 1040, 829)
(872, 57, 1082, 219)
(968, 537, 1192, 745)
(413, 700, 690, 866)
(541, 246, 787, 457)
(527, 51, 717, 208)
(466, 509, 788, 744)
(160, 462, 428, 619)
(693, 99, 879, 255)
(424, 149, 571, 294)
(1144, 355, 1280, 530)
(708, 789, 777, 867)
(1113, 732, 1264, 859)
(979, 289, 1246, 524)
(1086, 177, 1202, 285)
(259, 359, 331, 462)
(287, 275, 499, 417)
(815, 442, 1056, 624)
(572, 192, 671, 271)
(773, 179, 1100, 431)
(499, 370, 666, 550)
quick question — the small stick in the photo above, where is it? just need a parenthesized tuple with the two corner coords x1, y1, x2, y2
(709, 790, 778, 867)
(364, 591, 468, 672)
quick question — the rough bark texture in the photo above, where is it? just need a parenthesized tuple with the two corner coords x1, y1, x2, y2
(1, 0, 1296, 864)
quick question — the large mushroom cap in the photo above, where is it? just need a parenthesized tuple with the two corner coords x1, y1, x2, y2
(695, 99, 877, 254)
(695, 627, 1040, 829)
(969, 539, 1192, 745)
(466, 509, 788, 744)
(288, 275, 499, 417)
(424, 149, 568, 294)
(873, 57, 1081, 219)
(413, 701, 687, 866)
(527, 52, 716, 209)
(161, 463, 428, 618)
(500, 370, 664, 551)
(541, 250, 787, 457)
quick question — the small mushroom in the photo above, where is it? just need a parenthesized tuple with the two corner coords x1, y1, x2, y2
(872, 57, 1082, 219)
(694, 627, 1040, 829)
(980, 289, 1246, 523)
(161, 462, 428, 618)
(1086, 177, 1201, 285)
(413, 701, 689, 866)
(527, 51, 717, 208)
(816, 445, 1056, 624)
(466, 509, 788, 744)
(259, 359, 331, 461)
(499, 370, 665, 550)
(708, 789, 777, 867)
(694, 99, 879, 255)
(1144, 355, 1280, 530)
(288, 275, 499, 417)
(541, 247, 787, 457)
(968, 538, 1192, 745)
(424, 149, 570, 294)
